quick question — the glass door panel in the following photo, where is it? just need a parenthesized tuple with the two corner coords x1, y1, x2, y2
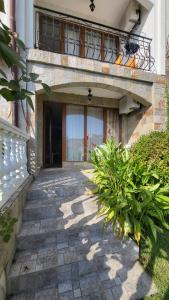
(104, 34, 118, 63)
(64, 24, 80, 56)
(87, 107, 104, 159)
(66, 105, 84, 161)
(107, 109, 119, 142)
(85, 30, 101, 60)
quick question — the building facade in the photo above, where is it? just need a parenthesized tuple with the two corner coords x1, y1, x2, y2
(0, 1, 169, 298)
(0, 0, 168, 172)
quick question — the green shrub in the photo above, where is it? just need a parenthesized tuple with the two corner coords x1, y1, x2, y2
(91, 139, 169, 245)
(131, 131, 169, 183)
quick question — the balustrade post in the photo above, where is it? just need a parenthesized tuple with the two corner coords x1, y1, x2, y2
(3, 133, 12, 197)
(9, 134, 18, 189)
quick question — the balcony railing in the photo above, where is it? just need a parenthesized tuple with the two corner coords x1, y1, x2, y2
(0, 118, 29, 207)
(34, 6, 155, 71)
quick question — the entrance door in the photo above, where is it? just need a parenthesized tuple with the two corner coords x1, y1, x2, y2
(43, 102, 63, 167)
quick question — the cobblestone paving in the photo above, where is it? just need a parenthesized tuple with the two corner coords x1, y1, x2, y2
(8, 167, 157, 300)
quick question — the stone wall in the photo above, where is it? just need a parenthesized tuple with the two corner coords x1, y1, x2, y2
(0, 176, 32, 300)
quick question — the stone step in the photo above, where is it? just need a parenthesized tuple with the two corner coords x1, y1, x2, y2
(26, 183, 94, 202)
(8, 237, 138, 295)
(8, 286, 58, 300)
(23, 192, 96, 222)
(23, 204, 63, 221)
(16, 220, 110, 251)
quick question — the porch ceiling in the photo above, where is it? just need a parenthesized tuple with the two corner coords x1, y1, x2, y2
(34, 0, 131, 28)
(53, 87, 126, 99)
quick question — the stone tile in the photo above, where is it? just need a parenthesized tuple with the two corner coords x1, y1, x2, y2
(8, 168, 157, 299)
(57, 253, 65, 266)
(72, 280, 80, 289)
(80, 273, 98, 290)
(58, 281, 72, 294)
(104, 289, 115, 300)
(57, 242, 68, 250)
(111, 286, 129, 300)
(78, 260, 97, 276)
(34, 287, 58, 300)
(73, 288, 81, 298)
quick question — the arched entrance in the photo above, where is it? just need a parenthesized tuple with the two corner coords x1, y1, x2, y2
(37, 81, 150, 168)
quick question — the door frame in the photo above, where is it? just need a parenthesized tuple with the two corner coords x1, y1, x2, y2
(43, 101, 64, 168)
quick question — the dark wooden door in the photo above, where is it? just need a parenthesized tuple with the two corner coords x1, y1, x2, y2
(43, 102, 63, 168)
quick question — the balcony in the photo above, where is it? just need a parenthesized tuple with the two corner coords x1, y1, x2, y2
(34, 6, 155, 72)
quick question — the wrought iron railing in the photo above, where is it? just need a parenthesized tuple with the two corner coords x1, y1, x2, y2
(34, 6, 155, 71)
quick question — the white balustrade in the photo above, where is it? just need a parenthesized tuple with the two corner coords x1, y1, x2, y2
(0, 117, 29, 207)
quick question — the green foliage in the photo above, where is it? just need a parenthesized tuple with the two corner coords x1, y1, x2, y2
(91, 139, 169, 244)
(165, 87, 169, 131)
(140, 228, 169, 300)
(0, 1, 51, 110)
(131, 131, 169, 184)
(0, 0, 5, 13)
(0, 212, 17, 242)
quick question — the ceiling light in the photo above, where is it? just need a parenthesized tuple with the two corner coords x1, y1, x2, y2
(88, 88, 93, 102)
(90, 0, 95, 12)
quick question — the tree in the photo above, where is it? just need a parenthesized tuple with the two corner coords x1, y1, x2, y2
(0, 0, 51, 111)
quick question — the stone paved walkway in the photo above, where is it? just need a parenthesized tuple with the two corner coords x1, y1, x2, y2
(8, 167, 156, 300)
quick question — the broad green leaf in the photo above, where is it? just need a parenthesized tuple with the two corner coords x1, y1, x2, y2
(158, 185, 169, 193)
(97, 206, 109, 217)
(123, 216, 132, 236)
(22, 89, 34, 96)
(0, 88, 13, 101)
(29, 73, 39, 81)
(0, 68, 7, 78)
(22, 76, 31, 82)
(41, 83, 51, 95)
(0, 27, 10, 44)
(146, 183, 160, 192)
(0, 0, 5, 13)
(156, 195, 169, 203)
(1, 22, 9, 31)
(0, 78, 9, 86)
(34, 80, 42, 84)
(26, 96, 34, 111)
(0, 42, 24, 69)
(14, 90, 27, 100)
(9, 80, 20, 91)
(145, 217, 157, 241)
(133, 219, 141, 244)
(16, 38, 26, 50)
(106, 210, 115, 221)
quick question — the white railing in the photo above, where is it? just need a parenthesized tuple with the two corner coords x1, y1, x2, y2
(0, 118, 30, 208)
